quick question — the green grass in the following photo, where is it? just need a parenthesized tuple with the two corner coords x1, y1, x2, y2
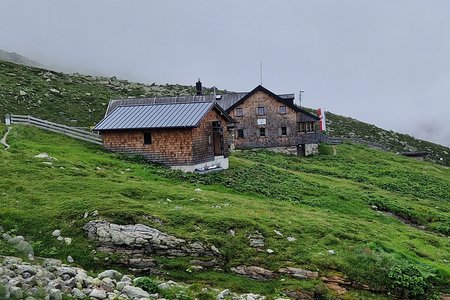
(0, 125, 449, 298)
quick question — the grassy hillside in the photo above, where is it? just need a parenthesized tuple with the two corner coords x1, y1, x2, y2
(0, 60, 219, 127)
(326, 112, 450, 165)
(0, 125, 449, 299)
(1, 60, 449, 166)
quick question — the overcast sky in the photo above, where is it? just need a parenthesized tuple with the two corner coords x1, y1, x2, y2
(1, 0, 449, 146)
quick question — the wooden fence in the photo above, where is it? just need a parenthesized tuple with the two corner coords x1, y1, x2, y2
(5, 114, 102, 145)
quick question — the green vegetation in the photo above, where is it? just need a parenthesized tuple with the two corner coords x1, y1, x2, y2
(326, 112, 450, 165)
(0, 60, 220, 128)
(0, 125, 449, 299)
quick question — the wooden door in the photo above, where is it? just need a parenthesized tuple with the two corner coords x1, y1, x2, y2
(212, 122, 224, 156)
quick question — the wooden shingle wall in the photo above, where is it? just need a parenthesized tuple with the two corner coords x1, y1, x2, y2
(102, 128, 194, 165)
(229, 90, 299, 148)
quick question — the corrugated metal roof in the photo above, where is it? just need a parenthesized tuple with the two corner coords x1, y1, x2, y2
(105, 92, 295, 116)
(95, 102, 215, 131)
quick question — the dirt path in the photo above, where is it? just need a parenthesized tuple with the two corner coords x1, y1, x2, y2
(0, 127, 11, 150)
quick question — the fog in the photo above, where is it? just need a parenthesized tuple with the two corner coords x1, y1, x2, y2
(1, 0, 449, 146)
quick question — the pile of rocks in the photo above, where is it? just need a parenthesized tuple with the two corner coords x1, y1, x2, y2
(0, 256, 271, 300)
(0, 256, 163, 299)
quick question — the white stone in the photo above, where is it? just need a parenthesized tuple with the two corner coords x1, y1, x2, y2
(266, 249, 274, 254)
(274, 230, 283, 236)
(19, 90, 27, 96)
(67, 255, 75, 263)
(327, 250, 336, 255)
(217, 289, 231, 300)
(287, 236, 296, 242)
(194, 188, 202, 192)
(89, 288, 107, 299)
(64, 238, 72, 245)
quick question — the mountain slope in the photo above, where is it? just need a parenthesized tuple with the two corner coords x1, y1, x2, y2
(0, 60, 449, 166)
(0, 49, 43, 68)
(0, 125, 449, 299)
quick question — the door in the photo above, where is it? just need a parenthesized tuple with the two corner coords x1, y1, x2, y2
(212, 121, 224, 156)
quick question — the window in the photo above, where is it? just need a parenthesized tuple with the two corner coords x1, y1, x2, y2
(237, 129, 244, 138)
(257, 106, 265, 116)
(279, 106, 287, 114)
(281, 127, 287, 136)
(259, 128, 266, 137)
(306, 122, 315, 133)
(297, 122, 305, 133)
(235, 107, 243, 117)
(143, 131, 152, 145)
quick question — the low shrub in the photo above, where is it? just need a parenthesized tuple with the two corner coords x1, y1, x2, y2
(134, 277, 159, 294)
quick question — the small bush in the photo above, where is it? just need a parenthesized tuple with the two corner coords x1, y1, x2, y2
(134, 277, 159, 294)
(318, 143, 334, 156)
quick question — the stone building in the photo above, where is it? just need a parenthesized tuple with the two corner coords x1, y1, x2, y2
(94, 101, 233, 171)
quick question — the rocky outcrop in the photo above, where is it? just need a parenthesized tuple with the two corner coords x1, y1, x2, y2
(231, 265, 319, 281)
(84, 221, 223, 271)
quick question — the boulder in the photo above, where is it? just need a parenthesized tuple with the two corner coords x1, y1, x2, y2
(231, 266, 275, 280)
(278, 267, 318, 279)
(122, 285, 150, 298)
(97, 270, 123, 281)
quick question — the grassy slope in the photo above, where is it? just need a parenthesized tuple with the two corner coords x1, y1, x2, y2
(0, 60, 218, 127)
(0, 125, 449, 298)
(326, 112, 450, 165)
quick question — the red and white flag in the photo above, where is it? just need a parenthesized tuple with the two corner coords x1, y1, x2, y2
(317, 108, 326, 132)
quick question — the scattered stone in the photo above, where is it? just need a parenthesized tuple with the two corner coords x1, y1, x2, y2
(266, 249, 274, 254)
(230, 265, 275, 280)
(19, 90, 27, 96)
(49, 88, 61, 94)
(34, 152, 56, 160)
(52, 229, 61, 237)
(247, 232, 265, 248)
(92, 210, 99, 217)
(327, 250, 336, 255)
(371, 205, 378, 210)
(229, 229, 236, 236)
(57, 236, 64, 241)
(286, 236, 296, 242)
(83, 212, 89, 219)
(67, 256, 74, 263)
(194, 188, 202, 192)
(274, 230, 283, 236)
(218, 289, 231, 300)
(64, 237, 72, 245)
(49, 288, 63, 300)
(72, 288, 86, 299)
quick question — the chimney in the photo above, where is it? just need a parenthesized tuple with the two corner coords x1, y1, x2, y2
(196, 79, 202, 96)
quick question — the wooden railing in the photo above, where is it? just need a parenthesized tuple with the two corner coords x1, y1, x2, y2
(5, 114, 102, 145)
(296, 133, 387, 150)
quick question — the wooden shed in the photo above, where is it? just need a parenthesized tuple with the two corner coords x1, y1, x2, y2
(94, 101, 233, 171)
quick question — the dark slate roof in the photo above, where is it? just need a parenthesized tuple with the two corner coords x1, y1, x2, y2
(105, 91, 295, 116)
(95, 102, 230, 131)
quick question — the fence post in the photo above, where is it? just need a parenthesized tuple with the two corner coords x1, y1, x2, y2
(5, 114, 11, 125)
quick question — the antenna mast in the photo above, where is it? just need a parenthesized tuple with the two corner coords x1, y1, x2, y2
(260, 59, 263, 86)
